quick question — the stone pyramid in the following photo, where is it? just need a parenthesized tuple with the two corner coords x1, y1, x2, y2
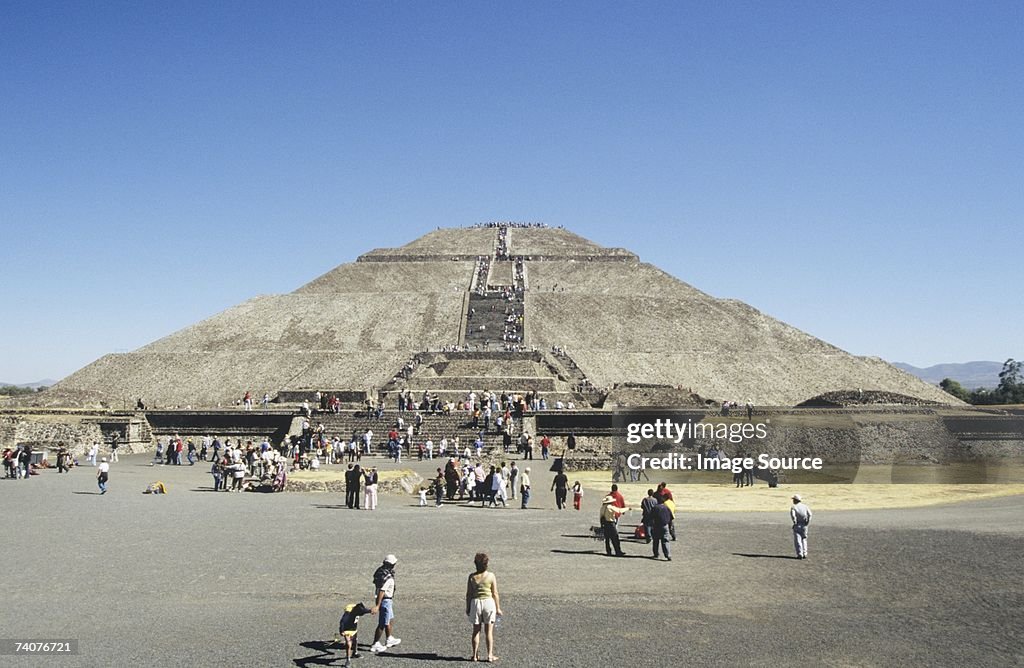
(50, 225, 954, 407)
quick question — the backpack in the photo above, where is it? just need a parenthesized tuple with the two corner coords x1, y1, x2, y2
(373, 565, 393, 590)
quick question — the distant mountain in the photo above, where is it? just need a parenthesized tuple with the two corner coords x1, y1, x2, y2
(0, 379, 57, 389)
(893, 361, 1003, 390)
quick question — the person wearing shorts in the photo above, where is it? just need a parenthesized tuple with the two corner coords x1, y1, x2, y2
(370, 555, 401, 653)
(337, 602, 371, 667)
(466, 552, 502, 662)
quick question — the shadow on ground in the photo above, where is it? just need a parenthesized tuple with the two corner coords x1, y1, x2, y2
(550, 549, 650, 559)
(294, 640, 467, 666)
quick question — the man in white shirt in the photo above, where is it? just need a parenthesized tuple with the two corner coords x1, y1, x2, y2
(490, 466, 505, 507)
(96, 457, 110, 494)
(370, 555, 401, 653)
(520, 467, 532, 509)
(790, 494, 813, 559)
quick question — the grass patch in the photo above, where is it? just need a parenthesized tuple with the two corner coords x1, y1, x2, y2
(571, 469, 1024, 512)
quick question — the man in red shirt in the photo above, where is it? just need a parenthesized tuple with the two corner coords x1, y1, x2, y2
(540, 435, 551, 460)
(609, 484, 626, 508)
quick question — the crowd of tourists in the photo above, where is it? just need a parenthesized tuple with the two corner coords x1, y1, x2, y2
(473, 255, 491, 295)
(496, 226, 510, 259)
(468, 221, 549, 229)
(2, 444, 35, 479)
(3, 440, 116, 478)
(721, 399, 756, 420)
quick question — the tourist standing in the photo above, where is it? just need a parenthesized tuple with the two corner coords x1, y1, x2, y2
(434, 471, 444, 507)
(364, 467, 379, 510)
(640, 489, 658, 543)
(519, 467, 532, 509)
(96, 457, 110, 494)
(211, 459, 224, 491)
(466, 552, 502, 662)
(572, 480, 584, 510)
(445, 459, 460, 500)
(655, 483, 677, 540)
(56, 447, 71, 474)
(609, 484, 626, 509)
(600, 494, 628, 557)
(650, 497, 673, 561)
(791, 494, 812, 559)
(230, 460, 245, 491)
(508, 462, 519, 500)
(551, 469, 569, 509)
(19, 445, 32, 479)
(2, 448, 15, 478)
(370, 555, 402, 653)
(345, 464, 360, 509)
(490, 466, 506, 507)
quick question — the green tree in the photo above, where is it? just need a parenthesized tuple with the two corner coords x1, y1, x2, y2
(969, 387, 998, 405)
(939, 378, 971, 402)
(997, 358, 1024, 403)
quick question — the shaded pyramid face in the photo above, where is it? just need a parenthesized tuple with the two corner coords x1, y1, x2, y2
(52, 225, 954, 407)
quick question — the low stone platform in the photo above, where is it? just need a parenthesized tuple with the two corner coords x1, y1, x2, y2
(286, 467, 424, 494)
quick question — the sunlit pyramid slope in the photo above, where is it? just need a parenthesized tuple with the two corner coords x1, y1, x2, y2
(51, 225, 955, 407)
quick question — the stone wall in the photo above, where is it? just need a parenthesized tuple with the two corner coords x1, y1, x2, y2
(1, 415, 104, 456)
(1, 412, 153, 457)
(547, 413, 1024, 471)
(284, 471, 423, 494)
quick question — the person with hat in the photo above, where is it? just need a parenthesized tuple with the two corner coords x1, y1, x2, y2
(96, 457, 110, 494)
(336, 601, 372, 667)
(370, 555, 401, 653)
(790, 494, 812, 559)
(600, 494, 629, 557)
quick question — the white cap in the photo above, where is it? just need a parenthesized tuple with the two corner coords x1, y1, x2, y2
(792, 494, 801, 502)
(384, 554, 398, 565)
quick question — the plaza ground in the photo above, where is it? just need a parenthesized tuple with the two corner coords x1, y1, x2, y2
(2, 454, 1023, 667)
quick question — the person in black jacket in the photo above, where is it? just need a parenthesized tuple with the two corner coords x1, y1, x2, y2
(345, 464, 361, 509)
(650, 498, 674, 561)
(640, 489, 658, 544)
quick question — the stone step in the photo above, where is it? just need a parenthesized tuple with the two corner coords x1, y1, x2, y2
(401, 376, 561, 392)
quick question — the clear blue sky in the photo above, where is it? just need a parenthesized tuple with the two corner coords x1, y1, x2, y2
(2, 2, 1021, 384)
